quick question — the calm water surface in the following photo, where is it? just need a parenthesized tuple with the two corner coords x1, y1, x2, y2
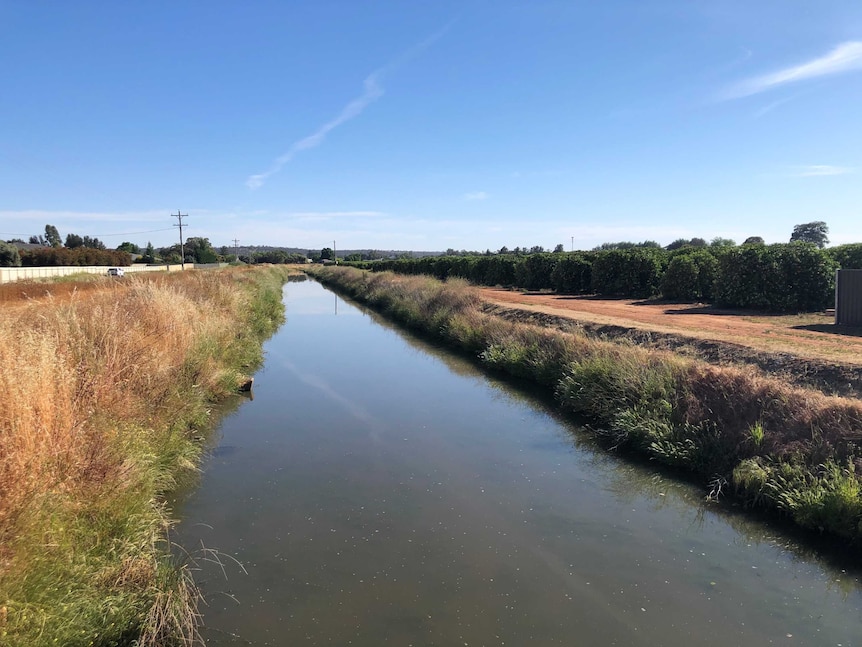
(176, 279, 862, 646)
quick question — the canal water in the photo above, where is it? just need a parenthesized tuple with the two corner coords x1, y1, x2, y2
(175, 278, 862, 646)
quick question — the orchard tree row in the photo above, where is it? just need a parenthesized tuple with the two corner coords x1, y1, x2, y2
(349, 224, 857, 313)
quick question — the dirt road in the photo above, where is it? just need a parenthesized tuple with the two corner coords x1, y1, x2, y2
(480, 288, 862, 366)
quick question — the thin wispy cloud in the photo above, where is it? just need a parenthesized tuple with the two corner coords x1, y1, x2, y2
(245, 75, 383, 190)
(725, 41, 862, 99)
(246, 24, 452, 190)
(465, 191, 489, 201)
(752, 96, 794, 118)
(794, 165, 854, 177)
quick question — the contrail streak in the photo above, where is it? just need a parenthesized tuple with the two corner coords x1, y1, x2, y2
(246, 23, 452, 190)
(724, 41, 862, 100)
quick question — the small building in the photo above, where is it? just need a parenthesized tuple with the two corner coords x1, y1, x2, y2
(835, 270, 862, 325)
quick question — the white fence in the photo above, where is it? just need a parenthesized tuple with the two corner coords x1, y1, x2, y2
(0, 263, 227, 284)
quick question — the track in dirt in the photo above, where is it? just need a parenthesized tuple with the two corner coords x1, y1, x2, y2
(481, 289, 862, 363)
(480, 288, 862, 398)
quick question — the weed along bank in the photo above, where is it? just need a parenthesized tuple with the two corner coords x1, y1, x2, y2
(175, 276, 862, 646)
(0, 266, 292, 646)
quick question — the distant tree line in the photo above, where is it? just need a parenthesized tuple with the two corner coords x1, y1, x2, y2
(20, 247, 132, 267)
(22, 224, 109, 250)
(346, 223, 850, 313)
(2, 224, 313, 267)
(4, 225, 436, 268)
(0, 221, 843, 306)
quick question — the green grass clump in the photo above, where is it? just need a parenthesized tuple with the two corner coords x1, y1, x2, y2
(733, 457, 862, 539)
(556, 348, 680, 424)
(748, 421, 765, 447)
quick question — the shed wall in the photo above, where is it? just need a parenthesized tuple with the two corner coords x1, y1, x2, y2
(835, 270, 862, 325)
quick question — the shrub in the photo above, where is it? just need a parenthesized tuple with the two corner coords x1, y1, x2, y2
(661, 250, 717, 301)
(714, 243, 835, 312)
(827, 244, 862, 269)
(661, 255, 699, 301)
(487, 255, 518, 287)
(779, 243, 838, 311)
(591, 248, 666, 297)
(0, 241, 22, 267)
(514, 253, 558, 290)
(551, 253, 593, 294)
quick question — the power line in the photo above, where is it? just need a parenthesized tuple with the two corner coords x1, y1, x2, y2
(172, 211, 188, 270)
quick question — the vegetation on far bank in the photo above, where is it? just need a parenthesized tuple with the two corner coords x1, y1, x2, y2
(0, 265, 292, 646)
(310, 266, 862, 544)
(4, 222, 857, 301)
(344, 240, 862, 313)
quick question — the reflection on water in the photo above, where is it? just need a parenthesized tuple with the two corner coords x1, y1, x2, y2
(175, 279, 862, 646)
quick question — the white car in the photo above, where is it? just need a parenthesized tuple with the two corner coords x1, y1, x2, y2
(107, 267, 125, 277)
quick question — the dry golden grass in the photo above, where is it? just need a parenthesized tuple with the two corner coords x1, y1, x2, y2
(682, 362, 862, 456)
(0, 271, 132, 304)
(0, 273, 232, 532)
(0, 266, 290, 645)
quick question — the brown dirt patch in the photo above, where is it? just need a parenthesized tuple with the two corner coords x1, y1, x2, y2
(480, 289, 862, 398)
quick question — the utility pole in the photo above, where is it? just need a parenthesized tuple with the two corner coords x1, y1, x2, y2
(172, 211, 188, 269)
(571, 236, 574, 252)
(232, 238, 240, 263)
(334, 239, 337, 265)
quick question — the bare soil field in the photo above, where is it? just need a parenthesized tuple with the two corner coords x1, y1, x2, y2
(479, 288, 862, 397)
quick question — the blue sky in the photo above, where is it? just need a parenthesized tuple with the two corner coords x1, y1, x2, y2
(1, 1, 860, 252)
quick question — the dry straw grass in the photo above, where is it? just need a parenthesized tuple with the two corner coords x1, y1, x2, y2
(0, 274, 230, 531)
(0, 266, 289, 645)
(0, 274, 105, 304)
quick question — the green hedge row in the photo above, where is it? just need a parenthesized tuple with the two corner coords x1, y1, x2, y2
(715, 244, 838, 312)
(20, 246, 132, 267)
(347, 242, 862, 312)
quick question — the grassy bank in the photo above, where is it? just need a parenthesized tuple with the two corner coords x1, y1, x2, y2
(310, 266, 862, 544)
(0, 265, 292, 646)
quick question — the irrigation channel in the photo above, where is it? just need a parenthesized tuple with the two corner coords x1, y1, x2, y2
(175, 277, 862, 646)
